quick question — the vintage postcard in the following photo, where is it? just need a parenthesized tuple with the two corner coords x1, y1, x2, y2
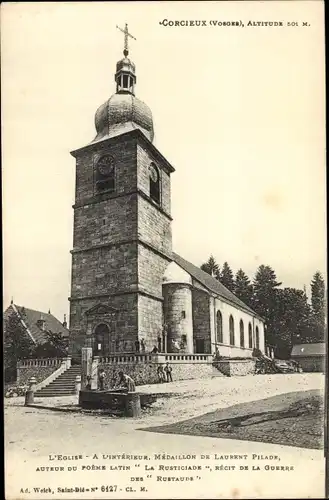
(2, 1, 326, 499)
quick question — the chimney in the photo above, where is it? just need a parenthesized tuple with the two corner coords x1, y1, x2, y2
(63, 314, 67, 328)
(37, 314, 46, 331)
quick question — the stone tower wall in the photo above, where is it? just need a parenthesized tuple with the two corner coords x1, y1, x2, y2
(163, 283, 193, 353)
(69, 131, 174, 358)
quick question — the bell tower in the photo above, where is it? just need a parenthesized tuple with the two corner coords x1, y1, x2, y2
(68, 25, 174, 359)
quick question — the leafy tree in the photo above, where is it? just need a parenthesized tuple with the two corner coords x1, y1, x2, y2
(252, 265, 282, 345)
(4, 310, 35, 382)
(33, 331, 69, 359)
(200, 255, 220, 279)
(274, 287, 313, 357)
(310, 271, 326, 341)
(311, 271, 325, 315)
(219, 262, 235, 292)
(234, 269, 253, 307)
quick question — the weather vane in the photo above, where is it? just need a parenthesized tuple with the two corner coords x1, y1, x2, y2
(116, 23, 136, 57)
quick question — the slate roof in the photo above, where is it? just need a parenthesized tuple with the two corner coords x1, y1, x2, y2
(5, 304, 69, 345)
(291, 343, 326, 357)
(172, 252, 261, 319)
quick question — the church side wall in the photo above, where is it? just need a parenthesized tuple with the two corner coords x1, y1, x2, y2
(214, 298, 265, 357)
(209, 296, 216, 349)
(254, 317, 265, 352)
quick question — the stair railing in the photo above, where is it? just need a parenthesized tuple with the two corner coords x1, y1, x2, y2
(33, 357, 72, 393)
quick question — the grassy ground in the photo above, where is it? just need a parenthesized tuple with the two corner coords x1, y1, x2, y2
(142, 389, 324, 450)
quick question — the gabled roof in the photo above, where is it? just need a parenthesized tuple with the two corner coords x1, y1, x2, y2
(5, 304, 69, 345)
(172, 253, 261, 319)
(291, 343, 326, 357)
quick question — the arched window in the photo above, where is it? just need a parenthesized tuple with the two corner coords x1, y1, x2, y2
(240, 320, 245, 348)
(229, 315, 235, 345)
(149, 163, 160, 204)
(93, 323, 110, 356)
(95, 155, 116, 193)
(216, 310, 223, 343)
(248, 322, 253, 348)
(255, 326, 260, 349)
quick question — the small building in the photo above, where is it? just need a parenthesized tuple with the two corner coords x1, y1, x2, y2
(291, 343, 326, 372)
(4, 302, 70, 382)
(4, 302, 69, 347)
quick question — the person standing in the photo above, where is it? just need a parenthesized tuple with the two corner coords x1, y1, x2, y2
(117, 371, 136, 392)
(140, 339, 146, 352)
(164, 362, 173, 382)
(86, 376, 92, 390)
(135, 339, 140, 353)
(98, 369, 106, 390)
(157, 365, 165, 383)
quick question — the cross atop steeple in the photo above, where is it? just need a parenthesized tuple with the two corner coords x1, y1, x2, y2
(116, 23, 136, 57)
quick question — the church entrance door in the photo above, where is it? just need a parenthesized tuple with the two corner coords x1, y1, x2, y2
(93, 323, 110, 356)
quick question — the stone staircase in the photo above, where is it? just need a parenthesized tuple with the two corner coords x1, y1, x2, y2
(211, 362, 227, 377)
(34, 366, 81, 397)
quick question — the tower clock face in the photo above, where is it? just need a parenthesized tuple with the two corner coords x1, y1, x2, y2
(149, 163, 159, 182)
(97, 155, 115, 176)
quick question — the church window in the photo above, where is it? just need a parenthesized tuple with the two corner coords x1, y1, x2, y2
(229, 315, 235, 345)
(240, 319, 245, 348)
(255, 326, 260, 349)
(96, 155, 116, 193)
(181, 310, 186, 319)
(248, 322, 253, 348)
(149, 163, 160, 204)
(216, 310, 223, 343)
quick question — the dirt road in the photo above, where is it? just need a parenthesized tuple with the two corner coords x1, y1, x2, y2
(5, 374, 325, 500)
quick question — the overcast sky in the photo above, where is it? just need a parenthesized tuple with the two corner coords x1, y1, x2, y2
(2, 2, 326, 321)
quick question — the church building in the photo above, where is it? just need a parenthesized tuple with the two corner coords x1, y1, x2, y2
(68, 26, 265, 361)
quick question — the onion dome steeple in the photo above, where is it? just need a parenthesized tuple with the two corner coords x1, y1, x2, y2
(93, 24, 154, 144)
